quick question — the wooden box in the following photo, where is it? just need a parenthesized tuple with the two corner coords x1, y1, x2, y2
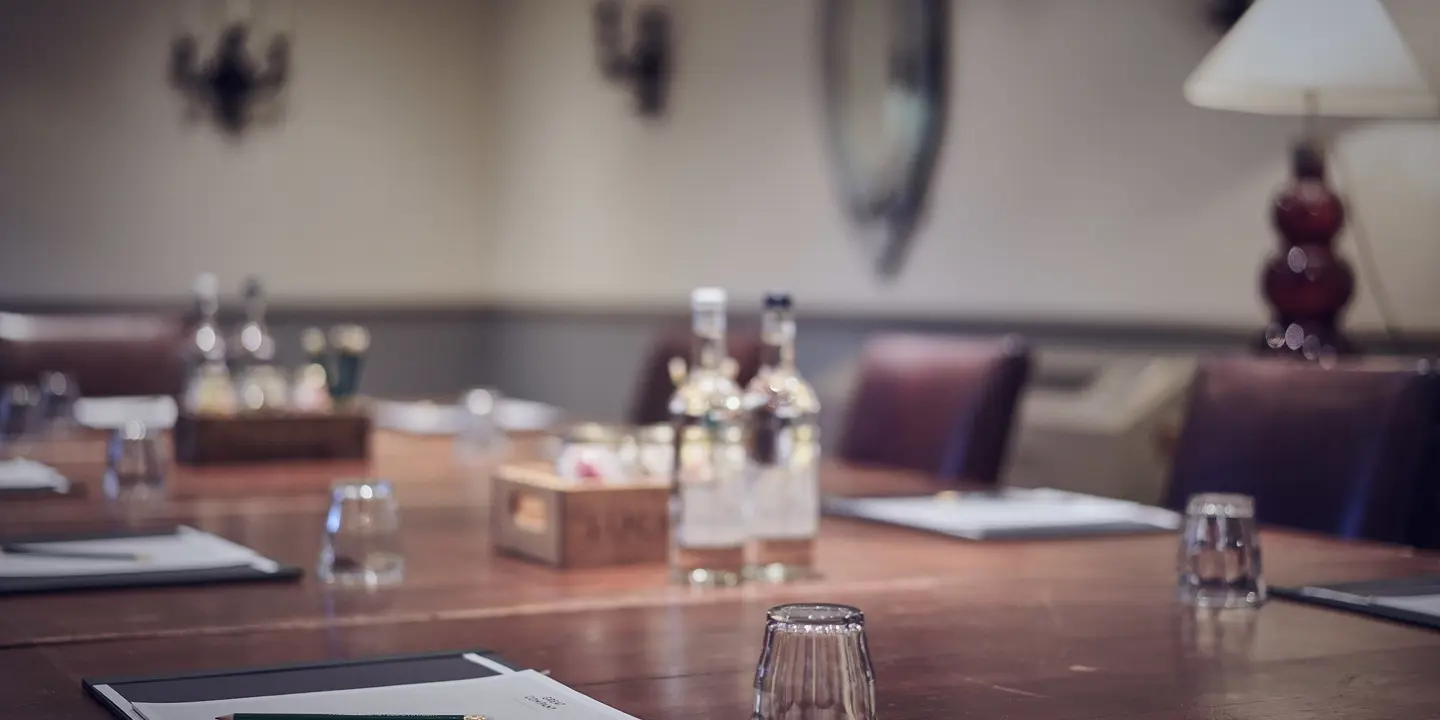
(173, 410, 371, 465)
(492, 462, 669, 568)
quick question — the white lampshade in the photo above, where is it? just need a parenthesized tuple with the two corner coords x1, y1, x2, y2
(1185, 0, 1439, 118)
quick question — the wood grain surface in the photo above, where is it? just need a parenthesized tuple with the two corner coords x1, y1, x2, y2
(3, 432, 1439, 719)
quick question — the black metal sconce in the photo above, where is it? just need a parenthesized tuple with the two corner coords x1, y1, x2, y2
(593, 0, 671, 117)
(171, 22, 290, 135)
(1205, 0, 1253, 29)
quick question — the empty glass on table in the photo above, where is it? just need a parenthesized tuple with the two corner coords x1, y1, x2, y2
(1176, 493, 1266, 608)
(753, 603, 876, 720)
(320, 478, 405, 587)
(103, 421, 166, 503)
(37, 371, 80, 436)
(0, 383, 44, 458)
(455, 388, 506, 466)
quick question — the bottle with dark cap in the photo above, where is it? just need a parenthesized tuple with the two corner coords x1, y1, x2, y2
(743, 291, 821, 581)
(232, 277, 288, 412)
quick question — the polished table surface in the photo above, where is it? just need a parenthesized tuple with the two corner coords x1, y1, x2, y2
(3, 431, 1440, 719)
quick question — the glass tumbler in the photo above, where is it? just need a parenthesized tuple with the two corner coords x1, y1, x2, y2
(319, 479, 405, 587)
(455, 388, 506, 466)
(0, 383, 42, 458)
(1176, 493, 1266, 608)
(103, 421, 166, 503)
(38, 371, 81, 436)
(753, 604, 876, 720)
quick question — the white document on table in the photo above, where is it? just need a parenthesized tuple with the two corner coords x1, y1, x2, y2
(372, 398, 561, 435)
(0, 458, 69, 492)
(1373, 594, 1440, 617)
(826, 488, 1181, 539)
(74, 396, 179, 430)
(130, 669, 639, 720)
(0, 526, 276, 577)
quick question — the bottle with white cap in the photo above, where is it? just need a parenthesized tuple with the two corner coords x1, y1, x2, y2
(743, 291, 820, 581)
(182, 272, 237, 415)
(666, 287, 748, 586)
(230, 276, 276, 368)
(188, 272, 226, 365)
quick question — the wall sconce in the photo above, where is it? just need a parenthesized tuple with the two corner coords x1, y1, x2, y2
(171, 21, 290, 134)
(1206, 0, 1253, 28)
(593, 0, 671, 117)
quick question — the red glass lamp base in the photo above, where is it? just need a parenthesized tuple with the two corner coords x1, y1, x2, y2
(1259, 141, 1354, 360)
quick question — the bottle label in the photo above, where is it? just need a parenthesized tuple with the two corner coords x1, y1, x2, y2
(749, 435, 820, 540)
(673, 441, 748, 548)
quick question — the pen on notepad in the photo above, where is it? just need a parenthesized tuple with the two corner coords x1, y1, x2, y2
(0, 544, 144, 562)
(217, 715, 490, 720)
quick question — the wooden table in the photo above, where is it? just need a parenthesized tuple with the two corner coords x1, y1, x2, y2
(3, 432, 1440, 719)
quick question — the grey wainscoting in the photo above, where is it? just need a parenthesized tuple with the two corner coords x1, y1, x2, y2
(0, 301, 497, 401)
(481, 307, 1264, 433)
(264, 308, 499, 400)
(3, 299, 1436, 431)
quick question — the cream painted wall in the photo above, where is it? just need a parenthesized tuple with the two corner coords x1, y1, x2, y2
(493, 0, 1440, 331)
(2, 0, 1436, 332)
(0, 0, 497, 304)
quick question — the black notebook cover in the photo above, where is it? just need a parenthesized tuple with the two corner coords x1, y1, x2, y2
(84, 649, 522, 720)
(0, 527, 302, 596)
(0, 483, 82, 499)
(1273, 577, 1440, 632)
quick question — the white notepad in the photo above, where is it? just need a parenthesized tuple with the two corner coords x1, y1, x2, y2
(0, 458, 69, 492)
(1374, 595, 1440, 616)
(130, 670, 639, 720)
(0, 526, 276, 577)
(372, 398, 561, 435)
(74, 396, 179, 431)
(825, 487, 1181, 540)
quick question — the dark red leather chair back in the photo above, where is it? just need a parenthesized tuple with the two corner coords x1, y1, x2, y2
(628, 323, 763, 425)
(0, 312, 188, 397)
(836, 334, 1031, 483)
(1163, 357, 1436, 544)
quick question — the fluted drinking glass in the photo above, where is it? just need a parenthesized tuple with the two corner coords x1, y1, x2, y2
(319, 479, 405, 587)
(753, 604, 876, 720)
(455, 388, 506, 466)
(1176, 493, 1265, 608)
(38, 371, 80, 436)
(103, 421, 166, 503)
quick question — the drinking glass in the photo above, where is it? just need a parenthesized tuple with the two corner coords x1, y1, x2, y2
(753, 604, 876, 720)
(319, 479, 405, 587)
(103, 421, 166, 503)
(37, 371, 80, 437)
(454, 388, 506, 465)
(0, 383, 42, 458)
(1176, 493, 1266, 608)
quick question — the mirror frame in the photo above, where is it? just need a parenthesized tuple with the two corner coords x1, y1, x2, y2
(819, 0, 949, 278)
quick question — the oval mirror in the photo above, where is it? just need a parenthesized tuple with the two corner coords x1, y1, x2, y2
(820, 0, 948, 278)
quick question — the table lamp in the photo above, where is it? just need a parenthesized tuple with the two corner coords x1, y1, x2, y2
(1184, 0, 1438, 358)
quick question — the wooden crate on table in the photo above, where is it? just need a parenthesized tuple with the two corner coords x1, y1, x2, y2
(173, 409, 371, 465)
(492, 461, 669, 568)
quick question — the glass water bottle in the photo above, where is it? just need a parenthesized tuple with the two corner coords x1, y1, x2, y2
(668, 287, 748, 586)
(183, 272, 237, 415)
(744, 292, 821, 581)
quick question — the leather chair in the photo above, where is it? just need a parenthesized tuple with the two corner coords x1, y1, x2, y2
(835, 334, 1032, 483)
(628, 323, 763, 425)
(1162, 357, 1437, 545)
(0, 312, 188, 397)
(1409, 363, 1440, 549)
